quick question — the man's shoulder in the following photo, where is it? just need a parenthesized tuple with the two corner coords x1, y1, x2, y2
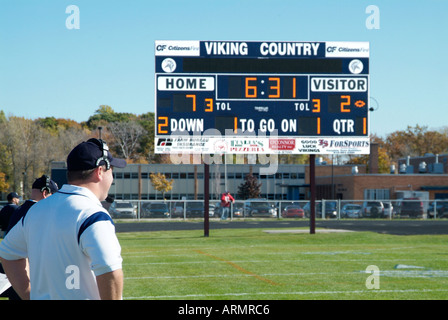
(14, 200, 37, 217)
(0, 204, 18, 214)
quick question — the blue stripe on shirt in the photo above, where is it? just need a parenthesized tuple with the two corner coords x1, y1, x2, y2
(77, 211, 114, 244)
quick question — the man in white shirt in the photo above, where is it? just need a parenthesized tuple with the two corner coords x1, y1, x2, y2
(0, 174, 58, 300)
(0, 138, 126, 300)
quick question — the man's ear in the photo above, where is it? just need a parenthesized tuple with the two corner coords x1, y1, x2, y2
(93, 166, 104, 182)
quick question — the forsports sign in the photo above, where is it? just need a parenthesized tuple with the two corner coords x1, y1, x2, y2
(155, 40, 370, 155)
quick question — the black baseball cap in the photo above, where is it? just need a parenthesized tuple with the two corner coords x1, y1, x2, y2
(32, 175, 59, 194)
(67, 138, 127, 171)
(7, 192, 20, 201)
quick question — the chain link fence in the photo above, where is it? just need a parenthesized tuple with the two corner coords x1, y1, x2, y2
(104, 199, 448, 221)
(3, 199, 447, 221)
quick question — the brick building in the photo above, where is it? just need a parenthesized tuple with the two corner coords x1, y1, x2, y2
(315, 173, 448, 200)
(311, 147, 448, 201)
(48, 149, 448, 202)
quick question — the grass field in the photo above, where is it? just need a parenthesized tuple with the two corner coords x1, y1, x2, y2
(119, 227, 448, 300)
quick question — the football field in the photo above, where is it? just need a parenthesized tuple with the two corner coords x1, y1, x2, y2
(119, 227, 448, 300)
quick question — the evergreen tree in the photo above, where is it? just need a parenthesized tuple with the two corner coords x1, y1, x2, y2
(237, 173, 262, 200)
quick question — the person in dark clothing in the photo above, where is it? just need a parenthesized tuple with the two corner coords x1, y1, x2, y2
(0, 192, 20, 236)
(6, 175, 59, 234)
(0, 192, 20, 300)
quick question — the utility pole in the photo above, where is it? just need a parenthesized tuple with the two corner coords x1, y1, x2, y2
(310, 155, 316, 234)
(204, 163, 210, 237)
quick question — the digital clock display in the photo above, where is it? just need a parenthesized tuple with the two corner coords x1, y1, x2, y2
(155, 41, 370, 155)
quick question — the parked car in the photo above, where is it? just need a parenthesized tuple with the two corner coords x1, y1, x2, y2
(397, 198, 424, 218)
(185, 202, 204, 218)
(341, 204, 361, 218)
(302, 202, 312, 218)
(170, 201, 185, 218)
(383, 202, 394, 217)
(427, 201, 448, 218)
(142, 203, 170, 218)
(244, 199, 277, 218)
(214, 202, 244, 218)
(303, 201, 338, 219)
(281, 205, 305, 218)
(209, 202, 219, 218)
(232, 202, 245, 217)
(320, 201, 338, 218)
(361, 201, 384, 218)
(208, 203, 216, 217)
(109, 201, 136, 219)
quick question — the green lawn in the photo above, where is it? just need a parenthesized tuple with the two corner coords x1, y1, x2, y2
(119, 228, 448, 300)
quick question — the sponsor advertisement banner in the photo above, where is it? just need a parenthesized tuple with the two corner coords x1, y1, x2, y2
(155, 136, 370, 155)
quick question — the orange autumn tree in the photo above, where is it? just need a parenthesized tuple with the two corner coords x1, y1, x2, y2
(149, 172, 174, 199)
(0, 172, 9, 193)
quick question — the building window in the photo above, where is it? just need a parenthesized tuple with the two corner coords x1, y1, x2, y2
(364, 189, 390, 200)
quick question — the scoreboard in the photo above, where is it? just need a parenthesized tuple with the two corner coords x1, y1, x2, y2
(155, 41, 370, 154)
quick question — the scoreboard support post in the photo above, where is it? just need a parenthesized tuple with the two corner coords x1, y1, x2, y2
(204, 163, 210, 237)
(309, 155, 316, 234)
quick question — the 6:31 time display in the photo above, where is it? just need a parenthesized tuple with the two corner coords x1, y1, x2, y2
(217, 75, 308, 100)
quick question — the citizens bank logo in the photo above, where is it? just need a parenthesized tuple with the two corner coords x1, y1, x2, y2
(325, 42, 369, 58)
(155, 41, 200, 57)
(161, 58, 176, 73)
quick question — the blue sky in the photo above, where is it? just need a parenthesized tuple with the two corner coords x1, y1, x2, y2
(0, 0, 447, 137)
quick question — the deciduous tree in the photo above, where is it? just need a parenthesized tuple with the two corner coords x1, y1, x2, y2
(385, 125, 448, 162)
(149, 172, 174, 199)
(107, 121, 146, 161)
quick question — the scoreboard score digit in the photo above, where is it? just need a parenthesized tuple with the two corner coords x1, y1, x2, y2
(155, 41, 370, 155)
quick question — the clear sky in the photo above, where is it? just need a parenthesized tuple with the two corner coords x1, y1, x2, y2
(0, 0, 446, 138)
